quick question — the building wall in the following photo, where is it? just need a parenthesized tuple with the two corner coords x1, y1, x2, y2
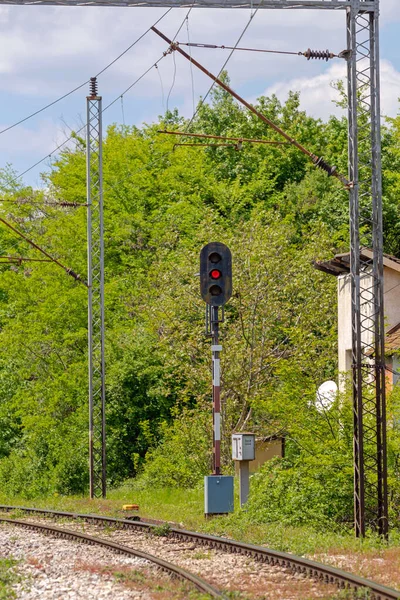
(338, 265, 400, 389)
(234, 438, 284, 475)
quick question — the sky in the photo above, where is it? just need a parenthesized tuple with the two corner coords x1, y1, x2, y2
(0, 0, 399, 187)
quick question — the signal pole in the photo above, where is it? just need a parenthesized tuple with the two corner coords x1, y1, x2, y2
(86, 77, 106, 499)
(211, 306, 221, 476)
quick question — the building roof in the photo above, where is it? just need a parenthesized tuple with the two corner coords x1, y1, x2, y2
(385, 323, 400, 355)
(314, 249, 400, 277)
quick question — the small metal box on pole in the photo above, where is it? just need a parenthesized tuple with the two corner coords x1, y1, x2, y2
(232, 433, 255, 508)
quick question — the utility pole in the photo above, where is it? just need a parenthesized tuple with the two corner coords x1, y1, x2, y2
(86, 76, 106, 499)
(347, 0, 388, 538)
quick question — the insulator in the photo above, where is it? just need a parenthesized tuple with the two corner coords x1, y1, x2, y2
(303, 48, 335, 61)
(89, 77, 98, 96)
(314, 156, 337, 177)
(66, 268, 81, 281)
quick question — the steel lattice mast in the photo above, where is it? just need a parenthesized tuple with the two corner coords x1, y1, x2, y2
(86, 77, 106, 499)
(347, 0, 387, 538)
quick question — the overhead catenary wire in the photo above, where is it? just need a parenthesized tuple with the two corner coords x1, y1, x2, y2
(182, 2, 262, 135)
(185, 16, 196, 116)
(0, 8, 173, 138)
(152, 26, 350, 189)
(0, 256, 53, 263)
(0, 9, 196, 282)
(6, 8, 195, 189)
(158, 130, 291, 145)
(6, 54, 168, 187)
(0, 216, 86, 286)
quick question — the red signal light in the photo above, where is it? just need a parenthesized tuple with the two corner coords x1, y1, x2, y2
(210, 269, 222, 280)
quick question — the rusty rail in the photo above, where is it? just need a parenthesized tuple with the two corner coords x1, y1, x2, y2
(1, 505, 399, 600)
(0, 516, 224, 598)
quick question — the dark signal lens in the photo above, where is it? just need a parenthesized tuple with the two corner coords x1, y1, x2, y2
(209, 252, 222, 264)
(210, 269, 222, 280)
(210, 285, 222, 296)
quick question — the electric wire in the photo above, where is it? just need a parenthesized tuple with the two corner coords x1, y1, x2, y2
(186, 16, 196, 116)
(166, 51, 177, 114)
(120, 96, 126, 127)
(102, 56, 166, 112)
(6, 54, 168, 187)
(165, 4, 194, 113)
(0, 9, 196, 277)
(6, 7, 195, 188)
(155, 64, 166, 112)
(182, 0, 263, 135)
(0, 8, 173, 138)
(0, 216, 86, 285)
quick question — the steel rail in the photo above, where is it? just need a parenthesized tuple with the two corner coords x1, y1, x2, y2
(0, 516, 224, 599)
(1, 505, 399, 600)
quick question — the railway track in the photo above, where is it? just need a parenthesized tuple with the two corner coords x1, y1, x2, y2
(1, 504, 400, 600)
(0, 514, 224, 598)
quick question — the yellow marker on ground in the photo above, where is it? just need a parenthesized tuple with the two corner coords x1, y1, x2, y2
(122, 504, 139, 511)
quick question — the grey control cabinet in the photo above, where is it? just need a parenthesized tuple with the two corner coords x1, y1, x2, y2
(232, 433, 256, 461)
(204, 475, 234, 515)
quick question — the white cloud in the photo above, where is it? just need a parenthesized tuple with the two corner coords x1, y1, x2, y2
(0, 5, 344, 98)
(381, 0, 400, 23)
(0, 118, 72, 156)
(260, 59, 400, 120)
(0, 2, 397, 184)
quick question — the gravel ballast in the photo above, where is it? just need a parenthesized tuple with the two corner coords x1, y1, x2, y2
(0, 523, 155, 599)
(3, 517, 340, 599)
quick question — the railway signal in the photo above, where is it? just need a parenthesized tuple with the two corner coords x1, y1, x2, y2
(200, 242, 232, 307)
(200, 242, 234, 516)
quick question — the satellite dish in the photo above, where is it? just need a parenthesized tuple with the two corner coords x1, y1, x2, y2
(315, 380, 338, 413)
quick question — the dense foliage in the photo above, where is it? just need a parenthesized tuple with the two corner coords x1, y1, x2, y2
(0, 81, 400, 529)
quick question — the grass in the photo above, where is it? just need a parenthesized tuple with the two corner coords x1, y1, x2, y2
(0, 558, 20, 599)
(1, 483, 400, 558)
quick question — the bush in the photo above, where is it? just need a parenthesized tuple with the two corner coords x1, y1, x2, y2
(246, 449, 354, 530)
(136, 408, 211, 489)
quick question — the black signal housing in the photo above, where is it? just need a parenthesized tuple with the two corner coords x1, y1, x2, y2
(200, 242, 232, 306)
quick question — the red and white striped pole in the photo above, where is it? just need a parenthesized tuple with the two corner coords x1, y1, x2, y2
(212, 306, 222, 475)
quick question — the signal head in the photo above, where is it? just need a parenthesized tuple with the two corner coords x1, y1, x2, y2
(200, 242, 232, 306)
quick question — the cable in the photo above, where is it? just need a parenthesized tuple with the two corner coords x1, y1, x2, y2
(166, 51, 177, 114)
(0, 216, 86, 285)
(155, 64, 166, 113)
(0, 8, 172, 138)
(120, 96, 126, 127)
(5, 7, 195, 189)
(102, 55, 166, 112)
(165, 4, 194, 114)
(182, 1, 263, 135)
(186, 15, 196, 116)
(6, 54, 167, 187)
